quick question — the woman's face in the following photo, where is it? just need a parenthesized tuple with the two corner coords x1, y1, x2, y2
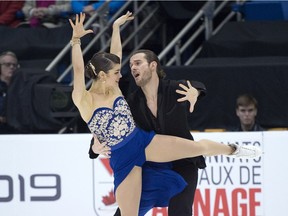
(105, 63, 122, 88)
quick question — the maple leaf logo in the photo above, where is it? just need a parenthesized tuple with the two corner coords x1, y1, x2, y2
(102, 189, 116, 206)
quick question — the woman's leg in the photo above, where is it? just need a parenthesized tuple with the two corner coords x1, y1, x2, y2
(115, 166, 142, 216)
(145, 135, 258, 162)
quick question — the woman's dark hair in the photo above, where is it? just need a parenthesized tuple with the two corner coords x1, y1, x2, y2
(85, 52, 120, 79)
(130, 49, 166, 79)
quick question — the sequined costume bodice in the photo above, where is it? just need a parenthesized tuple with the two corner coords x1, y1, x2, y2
(87, 96, 136, 147)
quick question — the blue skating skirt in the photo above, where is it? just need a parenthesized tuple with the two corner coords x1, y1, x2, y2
(109, 127, 187, 216)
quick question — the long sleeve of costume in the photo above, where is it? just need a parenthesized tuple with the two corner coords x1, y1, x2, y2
(189, 80, 206, 99)
(88, 137, 99, 159)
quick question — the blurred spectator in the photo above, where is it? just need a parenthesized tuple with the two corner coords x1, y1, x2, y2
(21, 0, 71, 28)
(0, 1, 24, 27)
(0, 51, 20, 134)
(231, 94, 264, 131)
(71, 1, 126, 18)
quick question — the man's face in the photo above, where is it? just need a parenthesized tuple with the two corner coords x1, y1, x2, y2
(236, 104, 257, 126)
(129, 53, 153, 87)
(0, 55, 19, 81)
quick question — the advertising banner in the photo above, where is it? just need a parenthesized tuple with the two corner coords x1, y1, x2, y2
(0, 132, 287, 216)
(192, 132, 263, 216)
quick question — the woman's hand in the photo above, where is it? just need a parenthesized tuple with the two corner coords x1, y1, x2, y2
(176, 80, 199, 113)
(69, 12, 93, 39)
(113, 11, 134, 28)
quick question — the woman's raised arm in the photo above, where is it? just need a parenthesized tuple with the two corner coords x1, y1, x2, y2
(69, 13, 93, 106)
(110, 11, 134, 61)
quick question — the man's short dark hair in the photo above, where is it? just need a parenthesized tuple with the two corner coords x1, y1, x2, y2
(236, 94, 258, 109)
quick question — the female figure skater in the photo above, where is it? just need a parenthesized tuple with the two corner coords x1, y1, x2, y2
(69, 12, 261, 216)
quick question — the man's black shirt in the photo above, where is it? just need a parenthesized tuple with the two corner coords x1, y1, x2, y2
(127, 79, 206, 168)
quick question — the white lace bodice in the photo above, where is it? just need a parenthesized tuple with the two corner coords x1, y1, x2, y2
(87, 96, 136, 147)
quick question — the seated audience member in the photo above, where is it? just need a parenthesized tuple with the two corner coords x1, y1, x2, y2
(0, 51, 20, 134)
(231, 94, 264, 131)
(71, 0, 126, 18)
(0, 1, 24, 27)
(21, 0, 71, 28)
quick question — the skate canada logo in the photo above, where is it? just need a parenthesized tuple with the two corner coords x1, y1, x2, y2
(92, 157, 118, 216)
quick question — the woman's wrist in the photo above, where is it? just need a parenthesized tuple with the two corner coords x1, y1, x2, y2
(70, 37, 81, 46)
(112, 23, 120, 29)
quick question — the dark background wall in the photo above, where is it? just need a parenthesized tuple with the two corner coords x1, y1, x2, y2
(3, 1, 288, 133)
(159, 57, 288, 131)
